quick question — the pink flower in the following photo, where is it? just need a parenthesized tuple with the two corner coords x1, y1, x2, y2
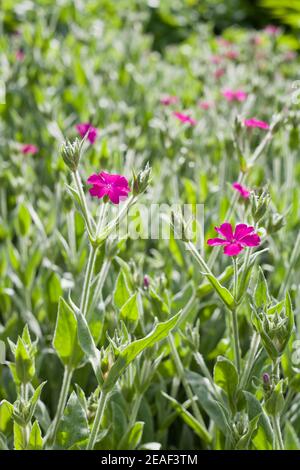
(87, 171, 131, 204)
(173, 112, 197, 126)
(211, 55, 222, 65)
(214, 68, 225, 79)
(232, 182, 250, 199)
(207, 222, 260, 256)
(199, 101, 212, 110)
(265, 25, 281, 36)
(21, 144, 38, 155)
(16, 49, 25, 61)
(225, 50, 239, 60)
(75, 123, 98, 144)
(222, 89, 247, 102)
(160, 95, 178, 106)
(244, 118, 270, 130)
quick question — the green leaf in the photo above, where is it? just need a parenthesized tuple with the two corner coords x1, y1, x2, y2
(205, 274, 235, 310)
(243, 391, 273, 449)
(187, 371, 233, 439)
(254, 268, 269, 308)
(15, 337, 35, 384)
(114, 270, 131, 309)
(28, 421, 43, 450)
(14, 422, 26, 450)
(285, 421, 300, 450)
(53, 297, 83, 368)
(197, 266, 233, 298)
(56, 392, 89, 449)
(28, 382, 47, 421)
(119, 293, 139, 325)
(214, 357, 238, 412)
(16, 203, 32, 237)
(0, 400, 13, 433)
(162, 392, 212, 444)
(118, 422, 144, 450)
(76, 311, 102, 384)
(103, 312, 181, 391)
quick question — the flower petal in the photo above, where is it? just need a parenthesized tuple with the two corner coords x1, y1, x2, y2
(207, 237, 227, 246)
(215, 222, 233, 241)
(224, 243, 243, 256)
(240, 234, 261, 247)
(89, 186, 107, 199)
(234, 224, 254, 241)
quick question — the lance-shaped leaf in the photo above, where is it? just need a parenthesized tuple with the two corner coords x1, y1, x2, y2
(205, 274, 235, 310)
(162, 392, 212, 444)
(28, 421, 43, 450)
(53, 298, 84, 368)
(0, 400, 13, 433)
(56, 392, 89, 449)
(76, 311, 102, 384)
(213, 357, 238, 412)
(103, 312, 181, 392)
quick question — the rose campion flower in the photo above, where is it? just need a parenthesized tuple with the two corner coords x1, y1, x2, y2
(225, 50, 238, 60)
(160, 96, 178, 106)
(211, 55, 222, 65)
(207, 222, 260, 256)
(232, 182, 250, 199)
(244, 118, 270, 130)
(21, 144, 38, 155)
(199, 101, 212, 110)
(76, 123, 98, 144)
(223, 89, 247, 102)
(87, 171, 131, 204)
(173, 112, 197, 126)
(265, 25, 280, 36)
(16, 49, 25, 61)
(214, 68, 225, 79)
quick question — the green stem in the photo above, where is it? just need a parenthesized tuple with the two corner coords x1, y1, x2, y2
(168, 334, 206, 428)
(86, 390, 108, 450)
(129, 394, 143, 428)
(239, 333, 260, 389)
(272, 415, 284, 450)
(20, 383, 30, 449)
(47, 366, 73, 447)
(80, 245, 98, 317)
(73, 170, 93, 236)
(232, 258, 241, 374)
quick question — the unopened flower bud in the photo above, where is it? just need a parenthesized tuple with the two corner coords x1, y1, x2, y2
(143, 275, 150, 289)
(61, 138, 84, 172)
(132, 163, 152, 196)
(250, 189, 270, 223)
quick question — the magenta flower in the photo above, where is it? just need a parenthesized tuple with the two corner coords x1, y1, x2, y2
(222, 89, 247, 102)
(265, 25, 280, 36)
(199, 101, 212, 110)
(160, 95, 178, 106)
(21, 144, 38, 155)
(75, 123, 98, 144)
(87, 171, 131, 204)
(232, 182, 250, 199)
(214, 68, 225, 79)
(16, 49, 25, 61)
(207, 222, 260, 256)
(225, 50, 239, 60)
(244, 118, 270, 130)
(211, 55, 222, 65)
(173, 112, 197, 126)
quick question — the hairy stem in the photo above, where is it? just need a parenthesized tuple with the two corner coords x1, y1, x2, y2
(86, 390, 108, 450)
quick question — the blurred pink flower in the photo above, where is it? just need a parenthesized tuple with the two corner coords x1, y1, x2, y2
(232, 182, 250, 199)
(21, 144, 38, 155)
(160, 96, 178, 106)
(207, 222, 260, 256)
(244, 118, 270, 130)
(217, 38, 232, 48)
(225, 50, 239, 60)
(173, 112, 197, 126)
(214, 68, 225, 79)
(222, 89, 247, 102)
(76, 123, 98, 144)
(16, 49, 25, 61)
(87, 171, 131, 204)
(283, 51, 296, 62)
(211, 55, 222, 65)
(199, 101, 212, 110)
(265, 25, 281, 36)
